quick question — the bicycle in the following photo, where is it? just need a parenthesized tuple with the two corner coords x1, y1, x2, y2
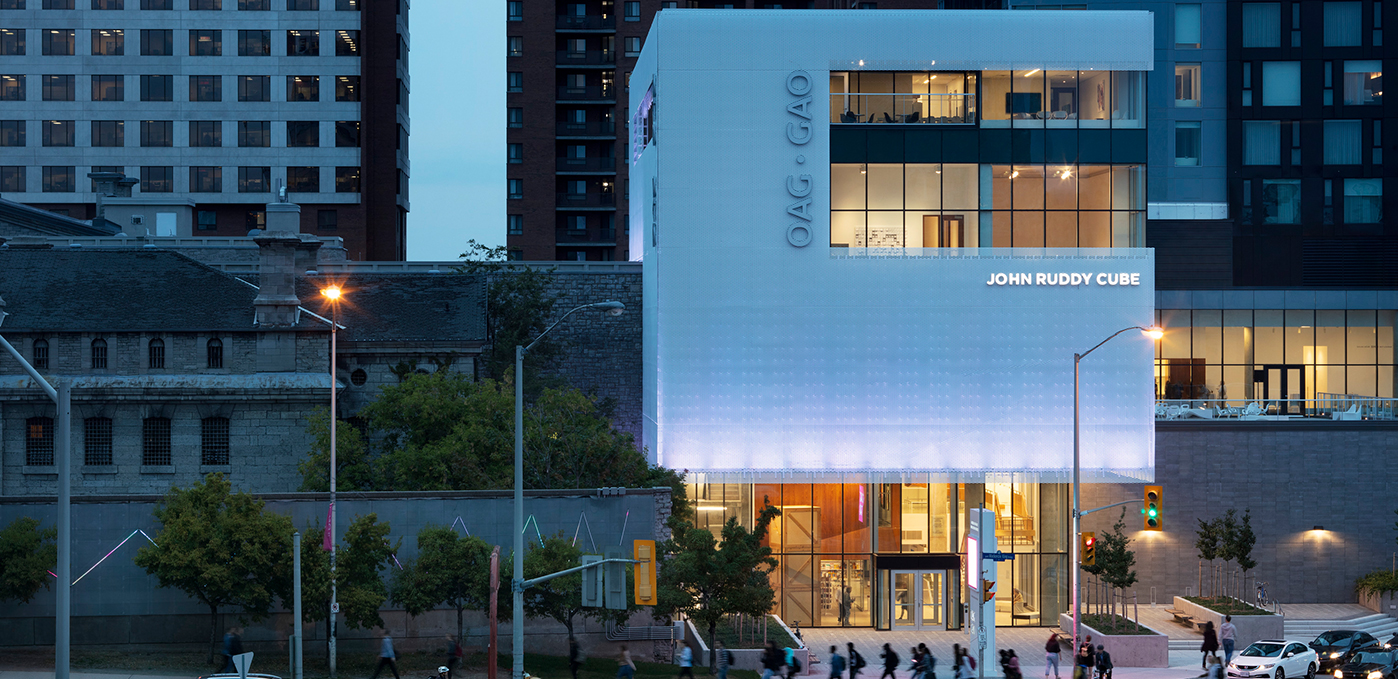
(1256, 581, 1270, 610)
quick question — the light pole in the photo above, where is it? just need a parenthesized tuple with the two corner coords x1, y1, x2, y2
(1071, 325, 1163, 653)
(320, 285, 343, 678)
(513, 300, 625, 679)
(0, 298, 70, 679)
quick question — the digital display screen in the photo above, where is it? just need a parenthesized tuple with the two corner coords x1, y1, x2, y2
(965, 535, 979, 590)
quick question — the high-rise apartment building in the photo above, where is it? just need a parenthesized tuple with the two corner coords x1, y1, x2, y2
(0, 0, 409, 260)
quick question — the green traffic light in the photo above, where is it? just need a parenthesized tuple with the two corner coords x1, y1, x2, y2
(1148, 507, 1158, 517)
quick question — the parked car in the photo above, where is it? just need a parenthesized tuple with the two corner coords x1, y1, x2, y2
(1312, 631, 1382, 672)
(1331, 649, 1398, 679)
(1381, 634, 1398, 650)
(1227, 639, 1319, 679)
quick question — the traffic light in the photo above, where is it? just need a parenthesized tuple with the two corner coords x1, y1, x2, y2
(580, 554, 603, 608)
(634, 540, 657, 606)
(604, 546, 626, 610)
(1081, 532, 1096, 566)
(1144, 485, 1163, 531)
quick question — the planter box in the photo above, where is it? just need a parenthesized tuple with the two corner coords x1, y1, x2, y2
(1059, 613, 1170, 668)
(1360, 591, 1398, 616)
(1174, 597, 1284, 650)
(683, 619, 810, 674)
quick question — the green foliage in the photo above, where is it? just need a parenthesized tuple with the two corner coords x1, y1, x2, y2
(298, 408, 376, 492)
(457, 239, 562, 385)
(298, 514, 399, 632)
(0, 516, 57, 604)
(1215, 509, 1240, 563)
(1233, 510, 1257, 573)
(1183, 596, 1272, 615)
(392, 526, 510, 642)
(1195, 516, 1220, 562)
(522, 534, 636, 636)
(1356, 570, 1398, 597)
(134, 473, 294, 663)
(1096, 509, 1139, 591)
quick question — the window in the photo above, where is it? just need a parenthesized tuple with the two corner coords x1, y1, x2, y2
(141, 166, 172, 193)
(288, 75, 319, 101)
(91, 120, 123, 147)
(42, 166, 74, 192)
(1175, 63, 1200, 106)
(287, 166, 318, 192)
(625, 36, 641, 56)
(1325, 1, 1363, 46)
(190, 121, 221, 147)
(335, 166, 360, 192)
(317, 209, 337, 230)
(508, 71, 522, 92)
(508, 143, 522, 163)
(239, 0, 267, 6)
(91, 75, 123, 101)
(335, 120, 359, 147)
(26, 417, 54, 466)
(238, 121, 269, 146)
(141, 120, 173, 147)
(189, 0, 219, 7)
(1262, 62, 1300, 106)
(32, 339, 48, 369)
(42, 120, 73, 146)
(91, 338, 108, 368)
(1344, 61, 1383, 105)
(0, 28, 24, 55)
(508, 214, 523, 234)
(79, 417, 112, 466)
(1325, 120, 1363, 164)
(238, 75, 270, 102)
(337, 0, 357, 8)
(91, 29, 123, 55)
(43, 0, 73, 4)
(335, 29, 358, 56)
(1175, 4, 1201, 47)
(42, 29, 73, 55)
(287, 0, 316, 8)
(1175, 121, 1201, 166)
(144, 337, 165, 369)
(0, 166, 23, 191)
(1345, 178, 1383, 223)
(1241, 3, 1281, 47)
(142, 417, 172, 466)
(190, 166, 222, 192)
(141, 29, 172, 55)
(624, 0, 639, 20)
(397, 123, 407, 150)
(42, 74, 74, 101)
(508, 107, 522, 128)
(238, 30, 269, 56)
(141, 74, 172, 101)
(1243, 120, 1281, 165)
(567, 215, 587, 231)
(142, 0, 173, 8)
(189, 29, 221, 56)
(1261, 179, 1301, 223)
(0, 75, 24, 101)
(0, 119, 21, 147)
(92, 0, 122, 7)
(566, 38, 585, 56)
(509, 178, 523, 199)
(245, 210, 265, 230)
(190, 75, 221, 102)
(197, 209, 217, 229)
(238, 166, 269, 192)
(508, 36, 522, 56)
(287, 121, 318, 147)
(399, 79, 409, 112)
(335, 75, 359, 101)
(201, 417, 230, 465)
(287, 29, 318, 55)
(1375, 120, 1383, 164)
(206, 337, 223, 368)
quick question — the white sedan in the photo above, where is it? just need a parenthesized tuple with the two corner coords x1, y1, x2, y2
(1228, 640, 1320, 679)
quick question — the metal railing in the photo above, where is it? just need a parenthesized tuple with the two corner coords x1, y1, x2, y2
(555, 119, 616, 137)
(555, 192, 616, 208)
(556, 85, 615, 101)
(1155, 397, 1396, 420)
(556, 14, 616, 30)
(830, 93, 977, 124)
(555, 49, 615, 66)
(556, 156, 616, 172)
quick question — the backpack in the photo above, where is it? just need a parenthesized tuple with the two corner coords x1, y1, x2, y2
(724, 650, 735, 666)
(793, 656, 803, 673)
(853, 652, 866, 670)
(968, 656, 976, 671)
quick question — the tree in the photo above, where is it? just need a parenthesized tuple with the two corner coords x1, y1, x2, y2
(297, 408, 377, 492)
(298, 514, 399, 641)
(134, 473, 293, 664)
(1228, 510, 1258, 600)
(392, 526, 510, 642)
(657, 504, 781, 668)
(1094, 510, 1138, 632)
(1216, 510, 1240, 598)
(0, 516, 57, 604)
(457, 240, 563, 386)
(1195, 516, 1220, 597)
(522, 534, 637, 637)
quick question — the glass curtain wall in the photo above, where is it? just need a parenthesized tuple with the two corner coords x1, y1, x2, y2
(982, 70, 1143, 128)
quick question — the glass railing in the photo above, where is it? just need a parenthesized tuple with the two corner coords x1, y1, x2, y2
(556, 85, 615, 101)
(556, 192, 617, 207)
(556, 50, 615, 66)
(556, 14, 616, 30)
(555, 157, 616, 172)
(1155, 397, 1396, 421)
(830, 93, 977, 124)
(555, 119, 616, 137)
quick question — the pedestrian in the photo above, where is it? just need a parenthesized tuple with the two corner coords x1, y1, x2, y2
(618, 645, 637, 679)
(220, 627, 244, 673)
(956, 648, 975, 679)
(912, 647, 925, 679)
(678, 640, 696, 679)
(784, 646, 803, 679)
(1201, 621, 1220, 670)
(1007, 650, 1021, 679)
(1206, 655, 1224, 679)
(839, 587, 854, 627)
(1094, 645, 1112, 679)
(717, 641, 733, 679)
(445, 634, 464, 678)
(570, 635, 584, 679)
(369, 632, 401, 679)
(1220, 616, 1238, 665)
(848, 643, 865, 679)
(1045, 632, 1062, 679)
(434, 666, 450, 679)
(1075, 636, 1094, 679)
(879, 643, 900, 679)
(830, 645, 848, 679)
(918, 644, 936, 679)
(762, 641, 785, 679)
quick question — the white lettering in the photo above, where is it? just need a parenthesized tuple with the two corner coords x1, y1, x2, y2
(1036, 273, 1047, 285)
(1130, 273, 1141, 286)
(1069, 273, 1083, 286)
(1096, 273, 1108, 285)
(994, 273, 1007, 285)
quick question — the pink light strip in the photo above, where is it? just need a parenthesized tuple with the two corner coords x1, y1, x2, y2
(71, 529, 139, 586)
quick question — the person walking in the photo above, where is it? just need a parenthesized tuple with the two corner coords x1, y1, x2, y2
(1094, 645, 1112, 679)
(1220, 616, 1238, 665)
(617, 645, 637, 679)
(1201, 621, 1220, 670)
(1007, 650, 1021, 679)
(445, 634, 464, 678)
(763, 641, 785, 679)
(1045, 632, 1062, 679)
(570, 635, 584, 679)
(369, 632, 401, 679)
(910, 647, 924, 679)
(717, 641, 733, 679)
(678, 641, 696, 679)
(848, 644, 866, 679)
(784, 645, 803, 679)
(839, 587, 855, 627)
(830, 646, 848, 679)
(879, 643, 900, 679)
(918, 644, 936, 679)
(955, 648, 975, 679)
(220, 627, 244, 673)
(1206, 655, 1224, 679)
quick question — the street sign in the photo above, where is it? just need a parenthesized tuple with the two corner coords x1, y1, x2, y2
(580, 554, 603, 608)
(330, 602, 340, 613)
(983, 551, 1016, 561)
(232, 652, 254, 679)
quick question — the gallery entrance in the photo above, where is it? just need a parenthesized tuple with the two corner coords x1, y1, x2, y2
(891, 570, 949, 630)
(1254, 364, 1306, 414)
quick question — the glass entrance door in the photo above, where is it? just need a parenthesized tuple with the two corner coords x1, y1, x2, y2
(891, 570, 946, 630)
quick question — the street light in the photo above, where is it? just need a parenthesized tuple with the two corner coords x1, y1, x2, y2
(1071, 325, 1162, 653)
(513, 300, 625, 679)
(320, 284, 343, 679)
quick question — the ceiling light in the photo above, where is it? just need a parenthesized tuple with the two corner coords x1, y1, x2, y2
(1024, 69, 1040, 77)
(1009, 170, 1019, 179)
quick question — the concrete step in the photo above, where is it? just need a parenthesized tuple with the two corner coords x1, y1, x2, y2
(1285, 612, 1398, 640)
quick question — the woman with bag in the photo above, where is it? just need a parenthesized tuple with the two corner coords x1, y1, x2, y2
(1201, 622, 1220, 670)
(617, 645, 637, 679)
(1045, 633, 1062, 679)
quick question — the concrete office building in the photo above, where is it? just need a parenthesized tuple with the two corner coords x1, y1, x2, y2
(0, 0, 410, 260)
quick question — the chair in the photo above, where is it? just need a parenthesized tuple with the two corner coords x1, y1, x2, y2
(1051, 110, 1068, 120)
(906, 111, 921, 124)
(883, 112, 895, 123)
(840, 110, 858, 123)
(1332, 404, 1362, 421)
(1239, 402, 1264, 419)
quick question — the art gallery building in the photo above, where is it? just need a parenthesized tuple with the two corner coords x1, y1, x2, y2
(628, 9, 1398, 632)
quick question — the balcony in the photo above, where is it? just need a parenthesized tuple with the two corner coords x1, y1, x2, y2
(556, 85, 616, 102)
(556, 14, 616, 30)
(556, 192, 617, 208)
(556, 227, 617, 245)
(556, 119, 617, 137)
(830, 93, 977, 125)
(556, 157, 616, 173)
(556, 50, 615, 67)
(1155, 396, 1396, 421)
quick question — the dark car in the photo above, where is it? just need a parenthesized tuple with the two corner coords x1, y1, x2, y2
(1312, 631, 1382, 672)
(1332, 649, 1398, 679)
